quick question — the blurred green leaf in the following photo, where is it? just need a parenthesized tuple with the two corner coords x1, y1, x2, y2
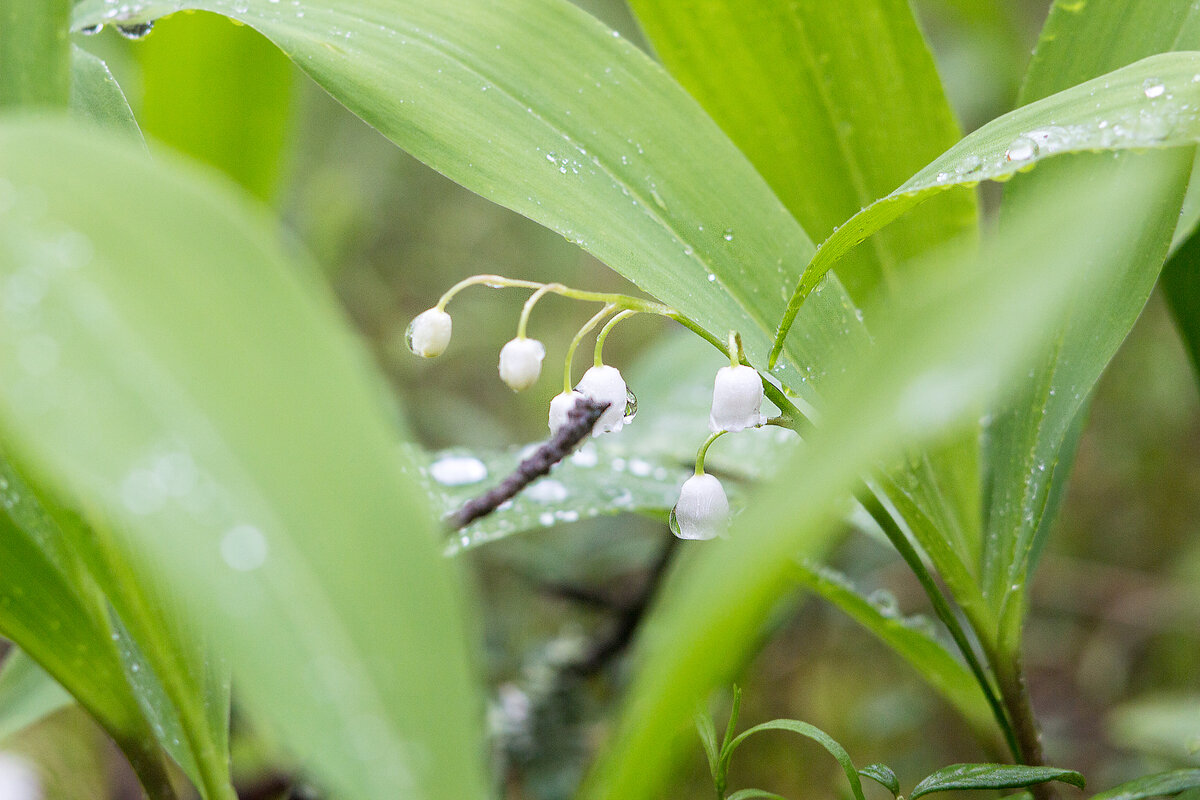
(71, 0, 870, 410)
(0, 454, 175, 797)
(859, 763, 900, 797)
(726, 790, 790, 800)
(0, 648, 72, 743)
(722, 719, 866, 800)
(626, 0, 975, 304)
(773, 52, 1200, 359)
(1163, 228, 1200, 383)
(136, 11, 293, 200)
(1090, 771, 1200, 800)
(0, 0, 70, 109)
(910, 764, 1084, 799)
(0, 118, 485, 800)
(68, 46, 142, 141)
(1107, 694, 1200, 766)
(580, 155, 1175, 800)
(980, 0, 1200, 621)
(792, 560, 994, 737)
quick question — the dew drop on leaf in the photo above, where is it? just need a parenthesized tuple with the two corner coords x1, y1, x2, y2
(429, 456, 487, 486)
(1005, 135, 1038, 163)
(115, 21, 154, 40)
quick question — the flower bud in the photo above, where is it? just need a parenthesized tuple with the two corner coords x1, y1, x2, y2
(405, 308, 452, 358)
(709, 364, 766, 432)
(498, 337, 546, 391)
(576, 365, 632, 434)
(669, 473, 729, 540)
(548, 390, 584, 437)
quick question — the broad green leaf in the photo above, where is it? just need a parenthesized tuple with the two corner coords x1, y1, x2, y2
(722, 719, 866, 800)
(910, 764, 1084, 799)
(1090, 771, 1200, 800)
(0, 0, 70, 109)
(580, 154, 1176, 800)
(626, 0, 975, 304)
(1165, 170, 1200, 384)
(136, 11, 293, 200)
(626, 0, 986, 645)
(980, 0, 1200, 617)
(71, 0, 870, 410)
(859, 763, 900, 797)
(772, 52, 1200, 361)
(0, 648, 73, 743)
(792, 560, 994, 737)
(68, 46, 142, 141)
(0, 453, 175, 797)
(0, 118, 485, 800)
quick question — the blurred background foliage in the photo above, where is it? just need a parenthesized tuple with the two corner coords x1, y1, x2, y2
(3, 0, 1197, 797)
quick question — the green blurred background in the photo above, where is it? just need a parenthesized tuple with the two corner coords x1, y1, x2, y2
(4, 1, 1197, 797)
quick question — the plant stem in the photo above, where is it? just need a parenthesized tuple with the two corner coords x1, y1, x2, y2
(563, 304, 616, 391)
(693, 430, 726, 475)
(593, 309, 638, 366)
(0, 0, 71, 109)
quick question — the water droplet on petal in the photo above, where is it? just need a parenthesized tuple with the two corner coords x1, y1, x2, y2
(623, 388, 637, 422)
(667, 506, 682, 537)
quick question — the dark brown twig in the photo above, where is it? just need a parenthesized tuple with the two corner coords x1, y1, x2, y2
(447, 397, 608, 530)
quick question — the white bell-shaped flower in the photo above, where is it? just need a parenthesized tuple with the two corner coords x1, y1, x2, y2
(548, 390, 584, 437)
(405, 308, 452, 358)
(498, 337, 546, 391)
(575, 365, 632, 435)
(669, 473, 729, 540)
(709, 364, 766, 432)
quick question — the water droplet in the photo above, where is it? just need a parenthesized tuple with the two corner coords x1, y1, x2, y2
(1143, 79, 1166, 99)
(526, 479, 568, 503)
(538, 512, 555, 526)
(429, 456, 487, 486)
(80, 23, 103, 35)
(116, 21, 154, 39)
(220, 524, 268, 572)
(707, 272, 716, 282)
(867, 588, 900, 618)
(668, 506, 682, 536)
(1004, 135, 1038, 163)
(623, 389, 637, 422)
(722, 228, 734, 242)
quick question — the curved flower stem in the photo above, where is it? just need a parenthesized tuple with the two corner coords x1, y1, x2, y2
(517, 283, 565, 339)
(693, 430, 726, 476)
(564, 304, 617, 392)
(436, 273, 675, 316)
(593, 309, 640, 367)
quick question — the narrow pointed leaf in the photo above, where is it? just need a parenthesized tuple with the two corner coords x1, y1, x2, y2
(581, 151, 1175, 800)
(792, 561, 994, 736)
(1164, 227, 1200, 383)
(68, 46, 142, 141)
(773, 52, 1200, 360)
(1090, 770, 1200, 800)
(0, 118, 486, 800)
(859, 763, 900, 797)
(723, 719, 865, 800)
(627, 0, 975, 303)
(0, 648, 73, 743)
(910, 764, 1084, 799)
(727, 791, 791, 800)
(694, 712, 720, 781)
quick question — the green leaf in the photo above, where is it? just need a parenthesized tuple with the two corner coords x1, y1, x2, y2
(0, 0, 70, 109)
(693, 711, 720, 782)
(859, 763, 900, 797)
(70, 0, 868, 410)
(1106, 694, 1200, 766)
(1090, 771, 1200, 800)
(136, 11, 293, 200)
(773, 51, 1200, 361)
(792, 560, 994, 737)
(626, 0, 975, 303)
(1164, 196, 1200, 384)
(909, 764, 1084, 799)
(0, 118, 486, 800)
(0, 453, 175, 797)
(580, 148, 1178, 800)
(68, 46, 142, 142)
(721, 719, 866, 800)
(726, 790, 791, 800)
(980, 0, 1200, 618)
(0, 648, 73, 743)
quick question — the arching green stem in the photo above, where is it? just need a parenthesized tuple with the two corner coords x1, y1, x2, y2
(693, 430, 727, 476)
(563, 304, 617, 392)
(517, 282, 564, 339)
(593, 309, 639, 367)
